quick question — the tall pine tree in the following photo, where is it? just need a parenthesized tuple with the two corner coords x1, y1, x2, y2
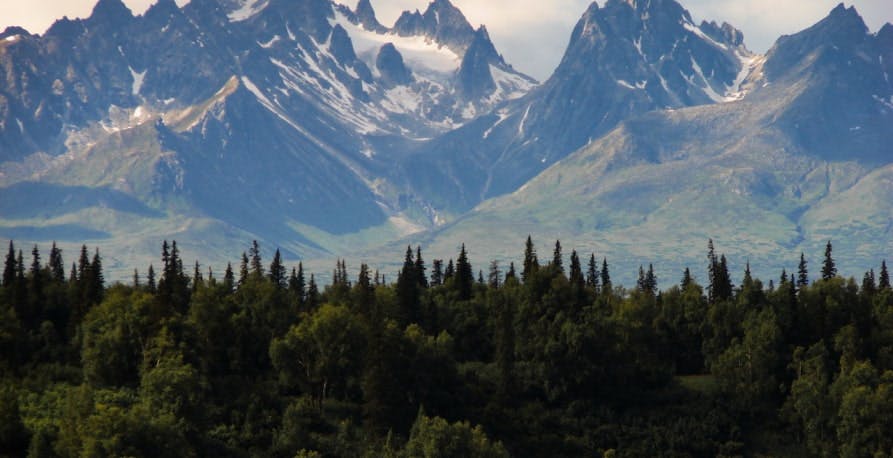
(821, 241, 836, 280)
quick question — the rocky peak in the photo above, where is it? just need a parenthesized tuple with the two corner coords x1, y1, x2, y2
(700, 21, 744, 47)
(376, 43, 412, 86)
(393, 0, 475, 54)
(355, 0, 386, 33)
(764, 3, 871, 81)
(457, 26, 500, 99)
(87, 0, 134, 26)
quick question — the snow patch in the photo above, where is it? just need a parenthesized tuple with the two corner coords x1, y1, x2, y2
(332, 10, 460, 80)
(129, 67, 146, 96)
(483, 109, 510, 139)
(518, 105, 532, 136)
(259, 35, 280, 48)
(3, 35, 19, 43)
(228, 0, 269, 22)
(682, 20, 728, 51)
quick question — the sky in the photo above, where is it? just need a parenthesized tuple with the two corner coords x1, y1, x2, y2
(1, 0, 891, 81)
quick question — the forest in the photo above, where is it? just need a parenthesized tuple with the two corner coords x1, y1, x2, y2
(1, 237, 892, 457)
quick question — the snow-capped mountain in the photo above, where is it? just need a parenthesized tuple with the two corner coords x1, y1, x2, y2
(0, 0, 536, 269)
(404, 0, 757, 211)
(412, 3, 893, 284)
(0, 0, 891, 282)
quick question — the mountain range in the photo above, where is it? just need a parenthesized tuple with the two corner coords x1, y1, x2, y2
(0, 0, 891, 284)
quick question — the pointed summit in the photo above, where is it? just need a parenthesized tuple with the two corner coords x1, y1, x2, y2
(457, 26, 499, 99)
(393, 0, 475, 53)
(88, 0, 134, 25)
(355, 0, 386, 33)
(376, 43, 413, 86)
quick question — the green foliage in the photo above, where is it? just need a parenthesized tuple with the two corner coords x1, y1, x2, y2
(4, 238, 893, 456)
(403, 413, 508, 458)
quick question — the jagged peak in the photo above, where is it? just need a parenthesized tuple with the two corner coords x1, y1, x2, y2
(0, 26, 31, 40)
(88, 0, 134, 23)
(354, 0, 385, 32)
(145, 0, 182, 19)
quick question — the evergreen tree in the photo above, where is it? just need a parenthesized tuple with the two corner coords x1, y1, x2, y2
(223, 263, 234, 292)
(239, 252, 249, 286)
(645, 263, 657, 294)
(133, 269, 140, 288)
(879, 261, 890, 290)
(249, 240, 263, 277)
(354, 263, 375, 319)
(569, 251, 584, 290)
(600, 258, 611, 293)
(288, 263, 306, 309)
(147, 264, 157, 293)
(26, 245, 44, 328)
(488, 260, 501, 289)
(192, 261, 203, 292)
(505, 262, 517, 282)
(551, 240, 563, 274)
(415, 247, 428, 288)
(586, 254, 599, 290)
(478, 270, 485, 285)
(48, 242, 64, 282)
(88, 248, 104, 306)
(306, 274, 319, 310)
(431, 260, 444, 287)
(522, 236, 538, 283)
(455, 245, 474, 301)
(821, 241, 836, 280)
(269, 249, 286, 289)
(2, 240, 15, 287)
(444, 259, 455, 281)
(862, 270, 877, 295)
(681, 268, 693, 289)
(396, 247, 420, 325)
(798, 253, 809, 288)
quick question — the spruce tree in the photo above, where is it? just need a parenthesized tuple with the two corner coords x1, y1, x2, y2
(415, 247, 428, 288)
(798, 253, 809, 288)
(488, 260, 501, 289)
(269, 249, 286, 289)
(431, 260, 444, 287)
(49, 242, 64, 282)
(306, 274, 319, 309)
(862, 270, 877, 295)
(396, 246, 420, 325)
(681, 268, 693, 289)
(645, 263, 657, 295)
(600, 258, 611, 293)
(444, 259, 455, 281)
(223, 263, 234, 292)
(569, 250, 584, 290)
(2, 240, 16, 287)
(522, 236, 538, 283)
(455, 244, 474, 301)
(478, 270, 485, 285)
(586, 254, 598, 290)
(551, 240, 563, 274)
(26, 245, 44, 328)
(239, 253, 249, 286)
(505, 262, 517, 282)
(192, 261, 203, 292)
(133, 269, 140, 288)
(880, 261, 891, 290)
(249, 240, 263, 277)
(821, 241, 836, 280)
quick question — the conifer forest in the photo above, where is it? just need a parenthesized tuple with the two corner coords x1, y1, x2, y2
(2, 237, 893, 457)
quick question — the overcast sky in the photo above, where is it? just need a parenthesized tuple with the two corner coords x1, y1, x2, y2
(1, 0, 890, 80)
